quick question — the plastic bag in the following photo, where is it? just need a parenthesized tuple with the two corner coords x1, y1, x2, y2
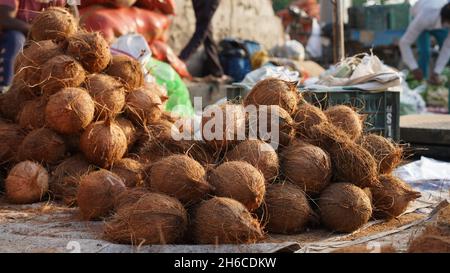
(234, 65, 300, 91)
(150, 40, 192, 79)
(270, 40, 305, 61)
(399, 72, 427, 115)
(306, 18, 322, 58)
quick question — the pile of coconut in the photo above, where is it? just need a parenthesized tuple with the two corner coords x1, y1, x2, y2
(0, 8, 421, 246)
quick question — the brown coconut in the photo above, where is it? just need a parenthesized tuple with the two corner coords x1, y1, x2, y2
(243, 78, 300, 115)
(292, 102, 328, 138)
(325, 105, 364, 141)
(77, 169, 126, 220)
(371, 175, 421, 219)
(209, 161, 266, 211)
(84, 74, 126, 119)
(45, 87, 95, 134)
(281, 141, 332, 195)
(111, 158, 144, 188)
(79, 120, 128, 168)
(104, 193, 188, 245)
(146, 154, 211, 205)
(191, 197, 264, 244)
(66, 31, 111, 73)
(5, 161, 49, 204)
(105, 54, 144, 91)
(39, 55, 86, 96)
(125, 85, 163, 126)
(263, 183, 315, 234)
(0, 82, 37, 120)
(29, 7, 77, 41)
(18, 128, 66, 164)
(360, 134, 403, 174)
(116, 117, 138, 147)
(0, 122, 26, 164)
(113, 187, 149, 209)
(319, 183, 372, 233)
(17, 97, 47, 130)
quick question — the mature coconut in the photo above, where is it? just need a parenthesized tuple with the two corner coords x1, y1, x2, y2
(104, 193, 188, 245)
(0, 82, 37, 120)
(125, 85, 163, 126)
(319, 183, 372, 233)
(209, 161, 265, 211)
(243, 78, 300, 115)
(225, 140, 279, 182)
(29, 7, 77, 41)
(116, 117, 138, 147)
(18, 128, 66, 164)
(191, 197, 264, 244)
(281, 141, 331, 195)
(292, 102, 328, 138)
(111, 158, 144, 188)
(371, 175, 421, 219)
(66, 31, 111, 73)
(49, 154, 93, 206)
(64, 134, 81, 153)
(5, 161, 49, 204)
(325, 105, 364, 141)
(39, 55, 86, 96)
(146, 154, 211, 205)
(263, 183, 315, 234)
(113, 187, 149, 209)
(45, 87, 95, 134)
(360, 134, 403, 174)
(84, 74, 126, 119)
(77, 170, 126, 220)
(17, 97, 47, 130)
(0, 122, 26, 164)
(80, 120, 128, 168)
(105, 54, 144, 90)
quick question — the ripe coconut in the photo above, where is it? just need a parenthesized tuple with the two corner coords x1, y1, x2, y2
(29, 7, 77, 41)
(113, 187, 149, 209)
(281, 141, 332, 195)
(319, 183, 372, 233)
(39, 55, 86, 96)
(0, 82, 36, 120)
(104, 193, 188, 245)
(105, 54, 144, 91)
(84, 74, 126, 119)
(17, 97, 47, 130)
(325, 105, 364, 141)
(80, 120, 128, 168)
(243, 78, 300, 115)
(225, 139, 279, 182)
(45, 87, 95, 134)
(292, 102, 328, 138)
(5, 161, 49, 204)
(360, 134, 403, 174)
(125, 85, 163, 126)
(66, 31, 111, 73)
(371, 175, 421, 219)
(18, 128, 66, 164)
(111, 158, 144, 188)
(209, 161, 265, 211)
(146, 154, 211, 205)
(0, 122, 26, 164)
(191, 197, 264, 244)
(64, 134, 81, 153)
(116, 117, 138, 147)
(77, 169, 126, 220)
(263, 183, 315, 234)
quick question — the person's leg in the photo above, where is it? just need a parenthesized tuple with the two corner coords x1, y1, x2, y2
(0, 30, 26, 88)
(417, 30, 431, 78)
(203, 25, 224, 77)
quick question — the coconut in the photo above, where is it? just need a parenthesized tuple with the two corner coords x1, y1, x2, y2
(0, 122, 26, 164)
(29, 7, 77, 41)
(83, 74, 126, 119)
(116, 117, 138, 147)
(5, 161, 49, 204)
(281, 141, 332, 195)
(0, 82, 37, 120)
(371, 175, 421, 219)
(263, 183, 315, 234)
(104, 193, 188, 245)
(111, 158, 144, 188)
(18, 128, 66, 164)
(325, 105, 364, 141)
(80, 120, 128, 168)
(191, 197, 264, 244)
(39, 55, 86, 96)
(125, 85, 163, 126)
(64, 134, 81, 153)
(113, 187, 149, 209)
(146, 154, 210, 205)
(360, 134, 403, 174)
(17, 97, 47, 130)
(77, 169, 126, 220)
(318, 183, 372, 233)
(66, 31, 111, 73)
(243, 78, 300, 115)
(105, 54, 144, 91)
(209, 161, 265, 211)
(292, 102, 328, 138)
(45, 87, 95, 134)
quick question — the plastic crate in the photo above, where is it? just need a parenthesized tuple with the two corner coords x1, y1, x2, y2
(387, 4, 411, 30)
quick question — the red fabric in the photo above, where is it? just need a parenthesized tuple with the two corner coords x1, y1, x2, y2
(150, 40, 192, 79)
(79, 0, 136, 8)
(135, 0, 176, 15)
(0, 0, 66, 23)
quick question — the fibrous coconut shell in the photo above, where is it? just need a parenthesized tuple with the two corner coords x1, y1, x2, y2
(360, 134, 403, 174)
(105, 54, 144, 91)
(29, 7, 77, 41)
(18, 128, 66, 164)
(17, 97, 47, 130)
(292, 102, 328, 138)
(325, 105, 364, 141)
(0, 82, 37, 120)
(111, 158, 144, 188)
(0, 122, 26, 165)
(125, 85, 163, 126)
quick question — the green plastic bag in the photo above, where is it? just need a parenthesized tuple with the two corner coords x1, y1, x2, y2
(146, 58, 194, 117)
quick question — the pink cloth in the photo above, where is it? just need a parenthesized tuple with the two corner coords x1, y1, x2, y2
(0, 0, 66, 23)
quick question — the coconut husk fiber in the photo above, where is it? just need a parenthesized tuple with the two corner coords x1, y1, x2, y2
(125, 85, 163, 126)
(325, 105, 365, 141)
(292, 102, 328, 139)
(113, 187, 150, 210)
(17, 97, 47, 130)
(17, 127, 66, 164)
(29, 7, 78, 41)
(360, 134, 403, 174)
(0, 122, 26, 165)
(105, 54, 144, 91)
(110, 158, 144, 188)
(0, 81, 37, 120)
(116, 117, 138, 148)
